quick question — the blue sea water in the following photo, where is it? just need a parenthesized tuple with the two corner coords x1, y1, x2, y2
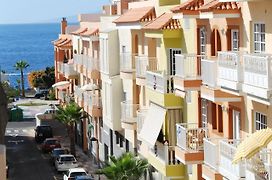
(0, 23, 59, 88)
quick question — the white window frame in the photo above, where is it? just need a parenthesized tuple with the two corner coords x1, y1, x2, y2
(200, 27, 206, 57)
(201, 99, 208, 128)
(169, 48, 182, 76)
(255, 111, 267, 131)
(231, 29, 239, 51)
(253, 23, 265, 53)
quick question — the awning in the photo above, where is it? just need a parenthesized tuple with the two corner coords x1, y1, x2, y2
(139, 103, 166, 146)
(81, 28, 99, 37)
(71, 27, 88, 35)
(143, 13, 181, 30)
(81, 84, 99, 91)
(52, 81, 70, 89)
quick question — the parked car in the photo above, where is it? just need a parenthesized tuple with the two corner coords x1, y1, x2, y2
(50, 148, 69, 165)
(6, 160, 9, 178)
(63, 168, 88, 180)
(75, 175, 94, 180)
(35, 125, 53, 143)
(41, 138, 61, 153)
(34, 90, 48, 99)
(55, 154, 78, 172)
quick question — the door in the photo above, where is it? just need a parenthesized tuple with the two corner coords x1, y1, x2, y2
(169, 48, 182, 76)
(233, 110, 240, 139)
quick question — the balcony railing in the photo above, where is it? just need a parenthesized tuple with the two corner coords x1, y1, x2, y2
(176, 123, 207, 151)
(120, 53, 136, 72)
(121, 101, 139, 123)
(175, 54, 203, 79)
(74, 54, 83, 66)
(58, 62, 65, 74)
(201, 59, 217, 88)
(149, 144, 179, 165)
(88, 57, 100, 71)
(135, 56, 158, 78)
(203, 138, 223, 171)
(243, 54, 272, 89)
(219, 139, 245, 179)
(64, 63, 77, 77)
(146, 71, 174, 94)
(84, 91, 102, 109)
(137, 108, 148, 134)
(74, 86, 83, 102)
(82, 55, 89, 69)
(217, 51, 243, 87)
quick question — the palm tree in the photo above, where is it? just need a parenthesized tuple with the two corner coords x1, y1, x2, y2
(16, 79, 21, 96)
(98, 152, 148, 180)
(55, 102, 83, 156)
(14, 60, 29, 97)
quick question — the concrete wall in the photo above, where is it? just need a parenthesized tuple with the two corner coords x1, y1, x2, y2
(0, 145, 6, 180)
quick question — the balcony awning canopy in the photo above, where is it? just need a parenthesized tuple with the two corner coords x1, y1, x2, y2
(52, 81, 70, 89)
(143, 13, 181, 30)
(71, 27, 88, 35)
(80, 84, 99, 91)
(139, 103, 166, 146)
(52, 38, 67, 46)
(56, 39, 72, 49)
(114, 6, 156, 24)
(81, 28, 99, 37)
(171, 0, 241, 19)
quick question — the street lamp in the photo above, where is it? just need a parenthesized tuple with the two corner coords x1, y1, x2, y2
(90, 137, 100, 180)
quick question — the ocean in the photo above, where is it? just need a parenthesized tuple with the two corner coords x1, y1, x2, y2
(0, 23, 60, 88)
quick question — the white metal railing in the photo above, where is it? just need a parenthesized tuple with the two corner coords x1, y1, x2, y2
(135, 56, 158, 78)
(82, 55, 89, 69)
(176, 123, 207, 151)
(219, 139, 245, 178)
(74, 86, 83, 102)
(150, 144, 179, 165)
(137, 108, 148, 134)
(58, 62, 65, 74)
(246, 149, 272, 180)
(175, 54, 204, 79)
(146, 71, 174, 93)
(88, 57, 100, 71)
(243, 54, 272, 89)
(120, 53, 136, 72)
(201, 59, 217, 88)
(74, 54, 83, 66)
(83, 91, 91, 109)
(64, 63, 77, 77)
(58, 91, 65, 101)
(121, 101, 139, 123)
(91, 93, 102, 107)
(204, 138, 223, 171)
(218, 51, 243, 83)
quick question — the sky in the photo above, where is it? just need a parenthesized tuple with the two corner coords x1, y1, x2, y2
(0, 0, 109, 24)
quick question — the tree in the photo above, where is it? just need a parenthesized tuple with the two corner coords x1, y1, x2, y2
(14, 60, 29, 97)
(28, 66, 55, 89)
(0, 83, 8, 144)
(98, 152, 148, 180)
(55, 102, 83, 156)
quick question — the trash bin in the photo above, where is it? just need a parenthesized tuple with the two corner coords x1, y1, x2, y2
(10, 107, 23, 121)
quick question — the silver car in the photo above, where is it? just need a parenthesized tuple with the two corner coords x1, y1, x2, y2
(55, 154, 78, 172)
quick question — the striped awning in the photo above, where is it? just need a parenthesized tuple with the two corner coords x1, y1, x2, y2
(81, 28, 99, 37)
(71, 27, 88, 35)
(232, 128, 272, 164)
(143, 13, 181, 30)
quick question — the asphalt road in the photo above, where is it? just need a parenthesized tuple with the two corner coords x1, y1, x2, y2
(5, 121, 63, 180)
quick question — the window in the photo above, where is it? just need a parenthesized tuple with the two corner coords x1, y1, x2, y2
(254, 23, 265, 53)
(200, 27, 206, 56)
(201, 99, 208, 128)
(231, 29, 239, 51)
(169, 48, 182, 76)
(255, 112, 267, 130)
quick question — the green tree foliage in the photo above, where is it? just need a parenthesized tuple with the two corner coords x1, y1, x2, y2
(98, 152, 148, 180)
(28, 66, 55, 89)
(14, 60, 29, 97)
(1, 82, 19, 101)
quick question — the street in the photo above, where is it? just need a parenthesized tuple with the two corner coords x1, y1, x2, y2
(5, 121, 63, 180)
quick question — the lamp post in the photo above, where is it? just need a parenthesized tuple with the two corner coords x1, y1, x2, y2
(90, 136, 100, 180)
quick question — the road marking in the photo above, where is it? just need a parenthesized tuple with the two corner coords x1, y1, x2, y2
(6, 130, 11, 133)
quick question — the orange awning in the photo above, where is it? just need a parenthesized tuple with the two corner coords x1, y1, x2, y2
(53, 38, 67, 46)
(57, 39, 72, 49)
(143, 13, 181, 30)
(81, 28, 99, 37)
(114, 6, 156, 23)
(199, 0, 240, 13)
(71, 27, 88, 35)
(171, 0, 204, 15)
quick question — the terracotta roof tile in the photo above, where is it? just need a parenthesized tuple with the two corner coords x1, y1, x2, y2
(143, 13, 181, 30)
(53, 38, 67, 46)
(114, 6, 156, 23)
(171, 0, 204, 13)
(199, 0, 241, 12)
(81, 28, 99, 37)
(71, 27, 88, 35)
(57, 39, 72, 48)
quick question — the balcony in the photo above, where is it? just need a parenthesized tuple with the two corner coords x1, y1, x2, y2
(146, 71, 182, 108)
(135, 56, 158, 85)
(120, 53, 136, 79)
(175, 123, 207, 164)
(58, 62, 65, 75)
(146, 143, 185, 178)
(174, 54, 202, 92)
(217, 51, 243, 91)
(74, 86, 84, 107)
(73, 54, 83, 73)
(58, 91, 66, 102)
(219, 139, 245, 180)
(201, 59, 218, 88)
(242, 54, 272, 100)
(202, 138, 223, 180)
(121, 101, 139, 130)
(245, 149, 272, 180)
(136, 108, 148, 134)
(64, 63, 78, 79)
(83, 91, 102, 117)
(87, 57, 100, 79)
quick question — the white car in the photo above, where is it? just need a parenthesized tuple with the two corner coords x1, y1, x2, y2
(55, 154, 78, 172)
(63, 168, 88, 180)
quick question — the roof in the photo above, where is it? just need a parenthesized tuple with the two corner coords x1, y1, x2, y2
(171, 0, 240, 14)
(53, 38, 67, 46)
(71, 27, 88, 35)
(114, 6, 156, 23)
(143, 13, 181, 30)
(80, 28, 99, 37)
(56, 39, 72, 48)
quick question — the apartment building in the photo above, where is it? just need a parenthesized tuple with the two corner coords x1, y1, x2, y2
(54, 0, 272, 179)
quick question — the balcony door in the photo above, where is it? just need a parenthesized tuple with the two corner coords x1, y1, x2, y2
(233, 110, 240, 139)
(169, 48, 182, 76)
